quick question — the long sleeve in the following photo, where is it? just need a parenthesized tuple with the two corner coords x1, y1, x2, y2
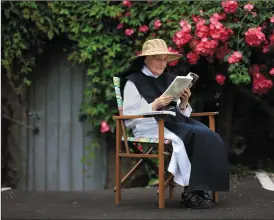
(176, 99, 192, 117)
(123, 80, 153, 114)
(123, 80, 155, 129)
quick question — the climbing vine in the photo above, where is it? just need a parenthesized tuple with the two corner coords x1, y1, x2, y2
(2, 0, 274, 138)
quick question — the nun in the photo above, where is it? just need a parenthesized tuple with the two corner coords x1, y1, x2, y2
(120, 38, 229, 209)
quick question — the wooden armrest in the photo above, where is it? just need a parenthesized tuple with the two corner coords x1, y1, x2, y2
(113, 114, 168, 120)
(113, 115, 145, 120)
(191, 112, 219, 117)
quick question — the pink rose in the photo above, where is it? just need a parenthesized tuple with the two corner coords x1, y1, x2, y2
(122, 0, 132, 8)
(244, 3, 254, 12)
(221, 1, 238, 13)
(139, 25, 149, 33)
(179, 20, 191, 32)
(100, 121, 110, 133)
(244, 27, 266, 47)
(252, 73, 273, 95)
(154, 19, 162, 29)
(262, 46, 269, 53)
(216, 74, 226, 85)
(248, 64, 260, 75)
(215, 43, 231, 60)
(227, 51, 242, 64)
(167, 47, 180, 66)
(270, 16, 274, 23)
(117, 23, 123, 30)
(125, 28, 134, 36)
(186, 52, 200, 65)
(269, 68, 274, 76)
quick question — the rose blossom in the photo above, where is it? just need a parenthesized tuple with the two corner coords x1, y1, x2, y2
(100, 121, 110, 133)
(195, 20, 209, 38)
(252, 73, 273, 95)
(270, 16, 274, 23)
(215, 43, 231, 60)
(244, 3, 254, 12)
(117, 23, 123, 30)
(209, 18, 233, 42)
(125, 28, 134, 36)
(186, 52, 200, 64)
(172, 19, 193, 47)
(122, 0, 132, 8)
(248, 64, 260, 75)
(216, 74, 226, 85)
(172, 31, 192, 48)
(192, 15, 205, 23)
(221, 1, 238, 13)
(251, 12, 257, 17)
(194, 38, 218, 56)
(189, 38, 200, 50)
(211, 12, 227, 21)
(244, 27, 266, 47)
(262, 46, 269, 53)
(139, 25, 149, 33)
(179, 20, 192, 32)
(137, 144, 143, 152)
(154, 19, 162, 29)
(227, 51, 242, 64)
(269, 68, 274, 76)
(167, 47, 180, 66)
(270, 34, 274, 45)
(125, 11, 131, 17)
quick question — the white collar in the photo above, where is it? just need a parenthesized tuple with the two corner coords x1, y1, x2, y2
(141, 65, 159, 78)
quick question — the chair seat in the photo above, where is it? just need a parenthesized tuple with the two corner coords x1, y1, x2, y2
(122, 136, 171, 144)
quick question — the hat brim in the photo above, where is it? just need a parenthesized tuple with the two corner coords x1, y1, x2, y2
(129, 52, 182, 62)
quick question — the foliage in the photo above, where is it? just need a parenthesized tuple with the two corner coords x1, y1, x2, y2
(1, 0, 274, 139)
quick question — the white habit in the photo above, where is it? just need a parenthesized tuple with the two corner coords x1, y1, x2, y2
(123, 66, 192, 186)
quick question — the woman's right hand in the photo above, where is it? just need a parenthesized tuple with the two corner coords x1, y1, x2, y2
(152, 95, 173, 111)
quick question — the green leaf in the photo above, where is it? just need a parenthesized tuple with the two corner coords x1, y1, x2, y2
(24, 78, 32, 86)
(47, 30, 54, 40)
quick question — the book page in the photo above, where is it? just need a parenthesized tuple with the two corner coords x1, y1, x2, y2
(162, 72, 199, 100)
(188, 72, 199, 88)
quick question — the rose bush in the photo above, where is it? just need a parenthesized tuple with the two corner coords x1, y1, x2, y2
(1, 1, 274, 136)
(115, 0, 274, 98)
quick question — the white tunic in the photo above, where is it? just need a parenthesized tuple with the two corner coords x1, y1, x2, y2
(123, 66, 192, 186)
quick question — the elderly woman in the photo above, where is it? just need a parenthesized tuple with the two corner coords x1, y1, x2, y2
(120, 39, 229, 209)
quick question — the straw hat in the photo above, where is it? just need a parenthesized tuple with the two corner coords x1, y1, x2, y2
(129, 38, 182, 62)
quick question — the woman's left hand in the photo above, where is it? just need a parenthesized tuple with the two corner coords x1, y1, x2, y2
(179, 88, 191, 109)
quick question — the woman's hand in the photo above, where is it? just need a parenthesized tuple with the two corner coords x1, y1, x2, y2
(152, 95, 173, 111)
(179, 88, 191, 109)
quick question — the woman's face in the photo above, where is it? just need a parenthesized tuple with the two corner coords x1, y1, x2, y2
(145, 55, 168, 76)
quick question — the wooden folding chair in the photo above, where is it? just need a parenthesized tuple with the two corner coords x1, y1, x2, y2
(112, 76, 219, 209)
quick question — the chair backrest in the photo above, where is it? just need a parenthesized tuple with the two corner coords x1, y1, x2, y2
(113, 76, 123, 115)
(113, 76, 131, 153)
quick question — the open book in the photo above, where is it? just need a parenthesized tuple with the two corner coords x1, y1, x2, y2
(162, 72, 199, 101)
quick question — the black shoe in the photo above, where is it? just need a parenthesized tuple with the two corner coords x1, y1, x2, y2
(182, 191, 215, 209)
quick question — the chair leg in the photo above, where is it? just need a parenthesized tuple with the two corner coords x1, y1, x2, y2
(169, 184, 174, 200)
(213, 191, 219, 202)
(157, 174, 174, 195)
(158, 156, 165, 208)
(158, 119, 165, 209)
(116, 154, 121, 205)
(116, 121, 121, 206)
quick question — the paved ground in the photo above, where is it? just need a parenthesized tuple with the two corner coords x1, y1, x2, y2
(2, 176, 274, 219)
